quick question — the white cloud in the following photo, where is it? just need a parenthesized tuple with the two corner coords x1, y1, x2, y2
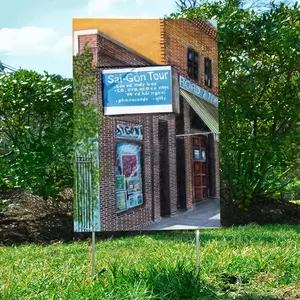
(53, 35, 72, 52)
(135, 0, 144, 4)
(0, 27, 72, 55)
(87, 0, 128, 14)
(139, 14, 154, 18)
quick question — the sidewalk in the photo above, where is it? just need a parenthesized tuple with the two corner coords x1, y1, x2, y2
(138, 198, 220, 230)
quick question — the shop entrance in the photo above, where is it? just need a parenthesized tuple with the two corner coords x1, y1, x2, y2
(159, 120, 171, 216)
(192, 136, 209, 202)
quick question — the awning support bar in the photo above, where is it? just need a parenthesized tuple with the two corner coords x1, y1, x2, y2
(176, 132, 219, 138)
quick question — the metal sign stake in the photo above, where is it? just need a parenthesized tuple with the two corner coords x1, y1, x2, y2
(91, 230, 95, 279)
(195, 229, 200, 277)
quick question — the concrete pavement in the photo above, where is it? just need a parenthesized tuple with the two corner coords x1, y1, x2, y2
(138, 198, 220, 230)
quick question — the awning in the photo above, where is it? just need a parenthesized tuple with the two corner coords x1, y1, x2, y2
(180, 89, 219, 135)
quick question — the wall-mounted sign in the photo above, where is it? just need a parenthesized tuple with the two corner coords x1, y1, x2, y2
(116, 121, 143, 141)
(102, 66, 174, 115)
(179, 75, 218, 107)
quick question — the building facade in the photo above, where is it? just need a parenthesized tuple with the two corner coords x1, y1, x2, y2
(73, 19, 219, 231)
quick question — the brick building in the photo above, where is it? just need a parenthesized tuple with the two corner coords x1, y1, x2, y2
(73, 19, 219, 231)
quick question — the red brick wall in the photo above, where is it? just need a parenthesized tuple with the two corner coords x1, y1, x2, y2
(76, 32, 178, 231)
(163, 19, 218, 96)
(163, 20, 220, 201)
(78, 34, 100, 66)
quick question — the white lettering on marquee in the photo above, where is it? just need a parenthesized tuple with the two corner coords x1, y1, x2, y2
(179, 75, 218, 107)
(107, 71, 170, 85)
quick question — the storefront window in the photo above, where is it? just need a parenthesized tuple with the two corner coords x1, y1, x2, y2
(187, 47, 199, 81)
(115, 121, 144, 212)
(201, 149, 206, 161)
(204, 57, 212, 88)
(194, 149, 200, 160)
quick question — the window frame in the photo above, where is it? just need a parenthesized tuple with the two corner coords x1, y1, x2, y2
(204, 57, 213, 88)
(187, 47, 199, 81)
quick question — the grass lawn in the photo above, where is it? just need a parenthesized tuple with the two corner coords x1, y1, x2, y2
(0, 225, 299, 300)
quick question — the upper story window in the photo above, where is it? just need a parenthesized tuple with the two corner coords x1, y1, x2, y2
(187, 48, 199, 81)
(204, 57, 212, 88)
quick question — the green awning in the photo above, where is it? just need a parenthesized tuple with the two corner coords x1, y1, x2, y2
(180, 89, 219, 134)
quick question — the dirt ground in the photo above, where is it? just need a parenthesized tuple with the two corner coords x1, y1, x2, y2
(0, 188, 77, 244)
(0, 189, 144, 245)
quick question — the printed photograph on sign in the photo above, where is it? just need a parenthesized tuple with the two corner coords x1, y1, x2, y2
(73, 18, 220, 232)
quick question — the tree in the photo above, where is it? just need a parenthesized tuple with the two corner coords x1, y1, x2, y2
(0, 70, 73, 198)
(0, 61, 4, 73)
(176, 0, 198, 10)
(171, 1, 300, 208)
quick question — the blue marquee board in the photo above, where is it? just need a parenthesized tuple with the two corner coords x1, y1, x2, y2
(179, 75, 219, 107)
(102, 66, 173, 115)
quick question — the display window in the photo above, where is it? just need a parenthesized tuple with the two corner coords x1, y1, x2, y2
(115, 121, 144, 212)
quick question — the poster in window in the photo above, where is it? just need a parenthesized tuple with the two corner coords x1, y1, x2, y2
(115, 142, 144, 212)
(121, 154, 138, 178)
(136, 193, 143, 205)
(127, 179, 142, 193)
(127, 194, 137, 208)
(201, 150, 206, 161)
(116, 191, 127, 211)
(194, 149, 200, 160)
(115, 175, 125, 191)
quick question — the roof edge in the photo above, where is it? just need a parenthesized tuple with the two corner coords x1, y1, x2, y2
(73, 29, 159, 65)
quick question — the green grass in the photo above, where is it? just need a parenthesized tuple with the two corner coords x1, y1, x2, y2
(0, 225, 299, 299)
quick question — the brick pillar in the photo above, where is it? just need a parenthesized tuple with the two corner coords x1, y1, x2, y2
(152, 116, 161, 221)
(184, 102, 193, 210)
(214, 139, 220, 198)
(78, 34, 101, 66)
(99, 117, 117, 231)
(168, 115, 178, 215)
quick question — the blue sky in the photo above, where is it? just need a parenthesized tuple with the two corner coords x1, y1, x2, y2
(0, 0, 180, 78)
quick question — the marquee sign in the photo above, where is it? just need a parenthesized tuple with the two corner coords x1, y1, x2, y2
(179, 75, 218, 107)
(102, 66, 174, 115)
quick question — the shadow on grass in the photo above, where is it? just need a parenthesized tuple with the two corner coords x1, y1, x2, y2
(1, 218, 299, 246)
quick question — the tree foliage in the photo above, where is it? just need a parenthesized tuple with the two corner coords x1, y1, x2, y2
(0, 61, 4, 73)
(171, 0, 300, 207)
(0, 70, 73, 198)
